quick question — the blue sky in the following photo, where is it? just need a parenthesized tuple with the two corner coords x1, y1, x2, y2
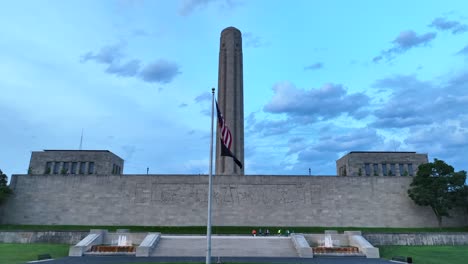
(1, 0, 468, 176)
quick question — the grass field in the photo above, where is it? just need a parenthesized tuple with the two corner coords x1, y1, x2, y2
(0, 243, 69, 264)
(1, 243, 468, 264)
(1, 224, 467, 234)
(379, 245, 468, 264)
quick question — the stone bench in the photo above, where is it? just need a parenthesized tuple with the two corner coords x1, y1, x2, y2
(69, 230, 106, 257)
(136, 233, 161, 257)
(291, 234, 313, 258)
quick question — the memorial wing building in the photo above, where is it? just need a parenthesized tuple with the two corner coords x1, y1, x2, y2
(336, 151, 428, 177)
(28, 150, 124, 175)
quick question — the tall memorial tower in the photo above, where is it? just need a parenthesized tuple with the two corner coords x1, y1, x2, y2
(216, 27, 244, 175)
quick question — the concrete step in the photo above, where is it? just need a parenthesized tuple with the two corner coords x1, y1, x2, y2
(151, 236, 298, 257)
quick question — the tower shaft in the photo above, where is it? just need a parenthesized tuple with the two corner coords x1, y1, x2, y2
(216, 27, 244, 175)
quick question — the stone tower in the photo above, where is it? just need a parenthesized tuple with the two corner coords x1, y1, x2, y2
(216, 27, 244, 175)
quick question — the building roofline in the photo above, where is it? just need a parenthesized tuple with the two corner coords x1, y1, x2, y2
(348, 151, 417, 154)
(43, 150, 111, 152)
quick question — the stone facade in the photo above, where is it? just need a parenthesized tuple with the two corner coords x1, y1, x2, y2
(336, 151, 428, 177)
(1, 174, 465, 227)
(364, 233, 468, 246)
(216, 27, 244, 175)
(28, 150, 124, 176)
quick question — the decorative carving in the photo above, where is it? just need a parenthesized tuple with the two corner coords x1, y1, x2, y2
(137, 183, 308, 206)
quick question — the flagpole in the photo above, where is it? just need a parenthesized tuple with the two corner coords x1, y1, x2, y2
(206, 88, 215, 264)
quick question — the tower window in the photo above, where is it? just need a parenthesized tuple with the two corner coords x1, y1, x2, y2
(88, 162, 95, 174)
(71, 162, 77, 174)
(45, 162, 52, 174)
(53, 162, 60, 174)
(390, 164, 396, 176)
(79, 162, 86, 174)
(382, 164, 387, 176)
(63, 162, 70, 174)
(408, 164, 414, 176)
(365, 163, 370, 176)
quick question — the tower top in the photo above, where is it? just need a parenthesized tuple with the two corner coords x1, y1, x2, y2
(221, 26, 241, 35)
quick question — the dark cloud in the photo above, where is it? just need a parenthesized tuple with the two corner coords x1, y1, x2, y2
(139, 60, 181, 83)
(372, 56, 382, 63)
(242, 32, 265, 48)
(287, 137, 306, 155)
(392, 30, 436, 50)
(285, 127, 385, 175)
(132, 29, 149, 36)
(304, 62, 323, 71)
(371, 74, 468, 128)
(404, 123, 468, 171)
(105, 59, 141, 77)
(179, 0, 216, 16)
(80, 43, 124, 64)
(194, 92, 211, 103)
(81, 44, 180, 84)
(179, 0, 238, 16)
(311, 128, 384, 153)
(179, 103, 188, 108)
(429, 17, 468, 34)
(251, 119, 295, 136)
(374, 30, 436, 62)
(456, 44, 468, 55)
(263, 82, 369, 121)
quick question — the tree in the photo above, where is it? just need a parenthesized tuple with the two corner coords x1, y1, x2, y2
(0, 170, 12, 204)
(408, 159, 467, 227)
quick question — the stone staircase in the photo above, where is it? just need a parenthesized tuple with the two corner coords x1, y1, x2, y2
(151, 235, 298, 257)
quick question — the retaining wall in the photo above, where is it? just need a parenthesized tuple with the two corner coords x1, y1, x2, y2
(364, 233, 468, 246)
(0, 174, 466, 227)
(0, 231, 87, 244)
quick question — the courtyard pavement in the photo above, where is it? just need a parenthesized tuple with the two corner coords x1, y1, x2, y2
(35, 256, 394, 264)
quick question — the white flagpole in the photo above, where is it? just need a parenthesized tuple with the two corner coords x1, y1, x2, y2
(206, 88, 215, 264)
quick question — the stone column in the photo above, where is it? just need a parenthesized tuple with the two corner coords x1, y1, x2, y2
(216, 27, 245, 175)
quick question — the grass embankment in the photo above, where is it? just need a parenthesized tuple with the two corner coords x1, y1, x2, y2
(0, 243, 69, 264)
(379, 245, 468, 264)
(1, 224, 467, 233)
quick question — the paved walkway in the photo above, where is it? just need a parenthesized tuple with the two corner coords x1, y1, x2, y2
(36, 256, 394, 264)
(152, 236, 298, 257)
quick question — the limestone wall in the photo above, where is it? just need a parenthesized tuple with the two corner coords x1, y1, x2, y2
(364, 233, 468, 246)
(0, 174, 466, 227)
(0, 231, 88, 244)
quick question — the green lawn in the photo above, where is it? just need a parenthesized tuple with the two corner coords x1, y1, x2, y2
(1, 243, 468, 264)
(379, 245, 468, 264)
(1, 224, 467, 234)
(0, 243, 69, 264)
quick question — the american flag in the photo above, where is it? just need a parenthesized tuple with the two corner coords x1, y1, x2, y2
(215, 100, 242, 169)
(216, 101, 232, 150)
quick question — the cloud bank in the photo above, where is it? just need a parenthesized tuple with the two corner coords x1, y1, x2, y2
(81, 43, 180, 84)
